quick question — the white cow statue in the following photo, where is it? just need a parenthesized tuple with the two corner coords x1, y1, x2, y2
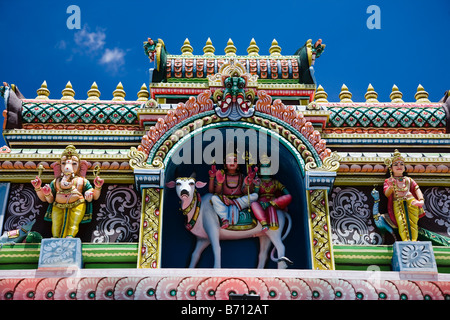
(166, 175, 293, 269)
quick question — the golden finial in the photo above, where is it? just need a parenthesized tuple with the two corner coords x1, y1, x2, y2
(339, 84, 352, 103)
(181, 38, 194, 56)
(137, 83, 149, 101)
(364, 84, 379, 103)
(203, 37, 215, 56)
(61, 81, 75, 100)
(415, 84, 430, 103)
(87, 82, 101, 101)
(314, 85, 328, 103)
(247, 38, 259, 56)
(36, 81, 50, 100)
(112, 82, 126, 101)
(390, 84, 404, 103)
(269, 39, 282, 56)
(224, 38, 237, 56)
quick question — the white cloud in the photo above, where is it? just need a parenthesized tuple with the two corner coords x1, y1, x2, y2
(74, 25, 106, 52)
(55, 40, 67, 50)
(99, 47, 126, 72)
(64, 24, 126, 73)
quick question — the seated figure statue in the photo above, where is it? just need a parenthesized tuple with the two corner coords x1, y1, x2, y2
(208, 152, 259, 229)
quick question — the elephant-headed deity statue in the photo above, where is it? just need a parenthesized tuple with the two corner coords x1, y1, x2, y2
(31, 145, 104, 238)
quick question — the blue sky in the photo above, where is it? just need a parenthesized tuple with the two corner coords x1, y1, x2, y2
(1, 0, 449, 146)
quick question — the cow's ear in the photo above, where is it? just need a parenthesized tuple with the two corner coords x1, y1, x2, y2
(166, 181, 176, 188)
(195, 181, 207, 188)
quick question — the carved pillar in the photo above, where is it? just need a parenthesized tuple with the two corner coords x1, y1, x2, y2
(129, 148, 165, 268)
(305, 152, 340, 270)
(139, 187, 162, 268)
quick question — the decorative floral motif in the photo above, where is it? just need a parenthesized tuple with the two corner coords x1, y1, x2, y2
(14, 279, 38, 300)
(134, 277, 161, 300)
(327, 106, 446, 129)
(394, 280, 423, 300)
(401, 244, 433, 268)
(155, 277, 182, 300)
(416, 281, 445, 300)
(0, 145, 11, 153)
(34, 278, 59, 300)
(22, 102, 139, 125)
(95, 277, 122, 300)
(215, 278, 249, 300)
(77, 277, 102, 300)
(176, 277, 205, 300)
(423, 187, 450, 237)
(282, 278, 312, 300)
(303, 278, 335, 300)
(92, 185, 140, 243)
(113, 277, 141, 300)
(40, 239, 78, 265)
(328, 279, 355, 300)
(2, 275, 450, 300)
(329, 187, 382, 245)
(54, 277, 80, 300)
(5, 184, 42, 232)
(346, 279, 378, 300)
(262, 278, 291, 300)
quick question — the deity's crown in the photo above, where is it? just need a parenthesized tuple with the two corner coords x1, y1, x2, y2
(384, 149, 404, 167)
(61, 145, 80, 159)
(260, 154, 271, 165)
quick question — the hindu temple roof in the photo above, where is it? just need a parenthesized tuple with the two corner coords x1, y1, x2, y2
(144, 38, 325, 85)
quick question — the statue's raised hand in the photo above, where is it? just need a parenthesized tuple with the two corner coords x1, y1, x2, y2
(94, 176, 104, 188)
(41, 184, 52, 196)
(215, 170, 225, 184)
(209, 164, 218, 178)
(245, 166, 258, 184)
(85, 190, 94, 202)
(31, 176, 42, 189)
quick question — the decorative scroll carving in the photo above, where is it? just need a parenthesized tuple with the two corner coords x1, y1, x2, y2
(329, 187, 382, 245)
(4, 184, 42, 231)
(92, 185, 140, 243)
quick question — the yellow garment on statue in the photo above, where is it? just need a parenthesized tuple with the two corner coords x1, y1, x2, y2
(51, 202, 87, 238)
(392, 196, 422, 241)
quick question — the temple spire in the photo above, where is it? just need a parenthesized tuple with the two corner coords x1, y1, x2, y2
(181, 38, 194, 55)
(364, 84, 379, 103)
(314, 85, 328, 103)
(269, 39, 282, 56)
(87, 82, 101, 101)
(415, 84, 430, 103)
(390, 84, 404, 103)
(247, 38, 259, 56)
(339, 84, 352, 103)
(224, 38, 237, 56)
(61, 81, 75, 100)
(36, 81, 50, 100)
(112, 82, 126, 101)
(137, 83, 149, 101)
(203, 37, 215, 56)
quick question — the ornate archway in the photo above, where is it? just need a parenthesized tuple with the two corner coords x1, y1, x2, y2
(128, 60, 340, 270)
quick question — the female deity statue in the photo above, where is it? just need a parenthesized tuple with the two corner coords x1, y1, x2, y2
(208, 152, 258, 229)
(31, 145, 104, 238)
(251, 154, 292, 231)
(383, 149, 425, 241)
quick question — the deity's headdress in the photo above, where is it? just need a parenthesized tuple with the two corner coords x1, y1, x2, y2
(384, 149, 404, 167)
(61, 145, 80, 160)
(259, 153, 271, 167)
